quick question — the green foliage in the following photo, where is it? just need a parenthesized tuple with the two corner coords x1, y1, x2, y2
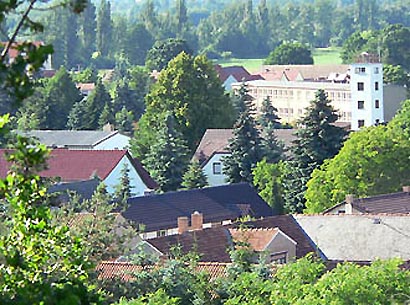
(265, 42, 313, 65)
(252, 159, 285, 214)
(223, 83, 263, 183)
(181, 159, 208, 190)
(71, 67, 98, 83)
(305, 100, 410, 213)
(145, 38, 192, 71)
(131, 52, 234, 158)
(55, 182, 134, 263)
(115, 106, 134, 133)
(383, 64, 410, 86)
(82, 78, 112, 129)
(143, 113, 190, 192)
(283, 89, 346, 213)
(114, 290, 180, 305)
(0, 117, 101, 304)
(96, 0, 113, 58)
(114, 163, 132, 210)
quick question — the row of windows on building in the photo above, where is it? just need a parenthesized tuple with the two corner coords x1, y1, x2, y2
(252, 88, 351, 102)
(354, 66, 380, 74)
(357, 99, 380, 109)
(357, 81, 379, 91)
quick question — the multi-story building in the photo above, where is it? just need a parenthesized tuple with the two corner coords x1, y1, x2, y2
(232, 56, 406, 130)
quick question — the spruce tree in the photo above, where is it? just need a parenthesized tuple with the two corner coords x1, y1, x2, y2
(67, 99, 88, 130)
(262, 121, 284, 164)
(84, 78, 111, 129)
(283, 89, 347, 213)
(115, 106, 134, 133)
(181, 159, 208, 190)
(144, 113, 190, 192)
(258, 96, 281, 129)
(98, 102, 114, 128)
(223, 83, 263, 183)
(114, 163, 132, 211)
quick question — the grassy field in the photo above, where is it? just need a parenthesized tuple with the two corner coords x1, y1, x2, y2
(215, 47, 342, 72)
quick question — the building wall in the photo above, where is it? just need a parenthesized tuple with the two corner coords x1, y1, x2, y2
(104, 155, 150, 197)
(94, 134, 131, 150)
(264, 232, 297, 264)
(350, 63, 383, 130)
(383, 84, 408, 122)
(232, 80, 352, 125)
(202, 153, 230, 187)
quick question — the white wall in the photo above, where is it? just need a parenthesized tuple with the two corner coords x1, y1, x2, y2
(94, 133, 131, 150)
(202, 153, 230, 187)
(104, 155, 149, 197)
(350, 63, 384, 130)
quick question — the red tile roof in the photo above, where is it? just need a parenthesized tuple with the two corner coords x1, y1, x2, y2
(96, 261, 230, 281)
(229, 228, 279, 251)
(0, 149, 157, 189)
(214, 65, 252, 83)
(1, 41, 43, 60)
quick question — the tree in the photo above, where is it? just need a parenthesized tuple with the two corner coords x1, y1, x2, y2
(114, 163, 132, 210)
(125, 23, 154, 65)
(283, 89, 346, 213)
(0, 117, 101, 303)
(98, 102, 114, 128)
(56, 182, 135, 263)
(67, 99, 88, 130)
(42, 67, 82, 129)
(84, 78, 111, 129)
(252, 159, 285, 214)
(115, 106, 134, 133)
(96, 0, 113, 58)
(181, 159, 208, 190)
(131, 52, 234, 159)
(261, 122, 284, 164)
(381, 24, 410, 70)
(258, 96, 282, 130)
(223, 83, 264, 184)
(143, 113, 190, 192)
(265, 42, 313, 65)
(145, 38, 192, 71)
(383, 64, 410, 86)
(305, 100, 410, 213)
(79, 0, 97, 62)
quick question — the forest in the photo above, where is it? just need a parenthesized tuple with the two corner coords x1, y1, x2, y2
(2, 0, 410, 69)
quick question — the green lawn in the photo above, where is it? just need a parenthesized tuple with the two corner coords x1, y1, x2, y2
(312, 47, 342, 65)
(215, 47, 342, 72)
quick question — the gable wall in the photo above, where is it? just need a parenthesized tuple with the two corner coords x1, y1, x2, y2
(203, 153, 230, 187)
(104, 155, 149, 196)
(94, 134, 131, 150)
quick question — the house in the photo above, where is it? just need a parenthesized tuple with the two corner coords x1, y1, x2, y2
(0, 149, 157, 196)
(234, 59, 407, 129)
(1, 41, 53, 70)
(214, 64, 264, 90)
(146, 215, 316, 263)
(18, 130, 131, 150)
(122, 183, 274, 239)
(77, 83, 95, 97)
(294, 214, 410, 261)
(324, 186, 410, 215)
(194, 129, 295, 186)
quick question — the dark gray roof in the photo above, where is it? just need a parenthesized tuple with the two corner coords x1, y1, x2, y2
(122, 183, 274, 232)
(17, 130, 119, 148)
(148, 215, 316, 262)
(48, 179, 100, 204)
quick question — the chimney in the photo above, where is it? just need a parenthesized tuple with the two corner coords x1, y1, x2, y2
(191, 211, 203, 231)
(345, 194, 355, 214)
(177, 216, 189, 234)
(402, 186, 410, 193)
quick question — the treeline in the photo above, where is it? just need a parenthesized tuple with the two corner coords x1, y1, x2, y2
(21, 0, 410, 69)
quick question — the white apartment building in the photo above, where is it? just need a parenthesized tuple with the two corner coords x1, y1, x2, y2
(232, 58, 406, 130)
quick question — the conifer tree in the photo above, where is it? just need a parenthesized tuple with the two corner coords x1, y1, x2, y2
(67, 99, 88, 130)
(262, 121, 284, 164)
(144, 113, 190, 192)
(258, 96, 281, 129)
(98, 102, 114, 128)
(96, 0, 112, 57)
(114, 163, 132, 210)
(223, 83, 263, 183)
(115, 106, 134, 133)
(283, 89, 347, 213)
(181, 159, 208, 189)
(84, 78, 111, 129)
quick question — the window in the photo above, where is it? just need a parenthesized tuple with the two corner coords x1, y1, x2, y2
(213, 162, 222, 175)
(375, 81, 379, 91)
(375, 99, 380, 108)
(358, 120, 365, 128)
(158, 230, 167, 237)
(355, 67, 366, 74)
(270, 251, 287, 264)
(375, 119, 380, 125)
(374, 67, 379, 74)
(357, 82, 364, 91)
(358, 101, 364, 109)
